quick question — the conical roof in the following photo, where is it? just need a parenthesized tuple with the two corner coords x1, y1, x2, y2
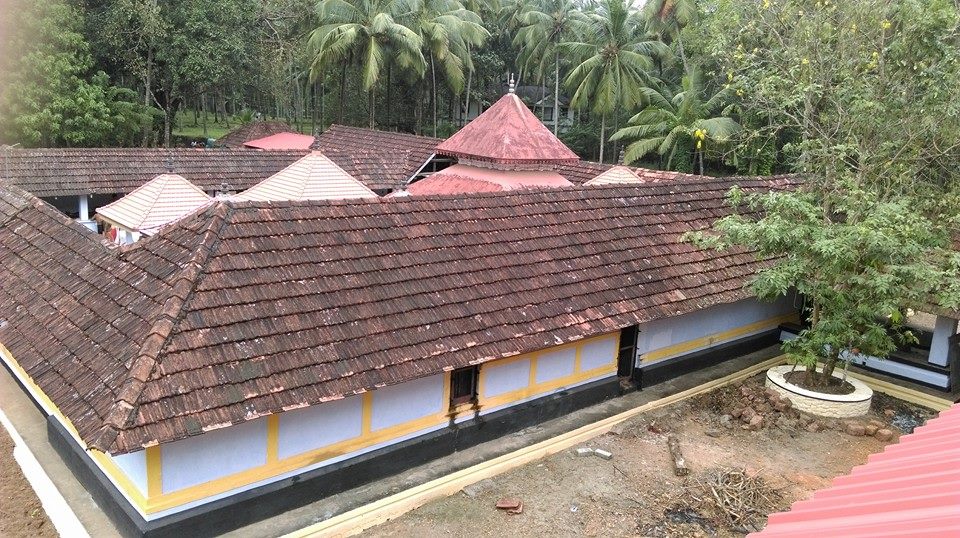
(95, 173, 211, 235)
(436, 93, 579, 165)
(232, 151, 377, 202)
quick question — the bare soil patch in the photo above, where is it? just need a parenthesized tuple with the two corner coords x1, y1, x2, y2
(367, 373, 933, 537)
(783, 370, 855, 395)
(0, 428, 56, 537)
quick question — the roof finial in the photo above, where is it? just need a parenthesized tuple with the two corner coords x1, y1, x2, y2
(165, 151, 174, 173)
(508, 73, 515, 94)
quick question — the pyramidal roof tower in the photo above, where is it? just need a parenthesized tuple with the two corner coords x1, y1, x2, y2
(436, 77, 579, 169)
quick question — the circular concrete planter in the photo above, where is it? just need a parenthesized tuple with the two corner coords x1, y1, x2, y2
(765, 365, 873, 418)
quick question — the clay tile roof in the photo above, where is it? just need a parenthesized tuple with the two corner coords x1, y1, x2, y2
(242, 132, 317, 150)
(755, 403, 960, 537)
(217, 121, 297, 147)
(404, 164, 573, 195)
(312, 125, 442, 189)
(1, 148, 308, 197)
(232, 152, 377, 202)
(96, 174, 212, 235)
(585, 165, 643, 185)
(436, 93, 580, 165)
(0, 176, 800, 454)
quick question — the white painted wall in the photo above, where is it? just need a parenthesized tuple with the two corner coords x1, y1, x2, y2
(370, 374, 444, 431)
(278, 396, 363, 459)
(636, 297, 794, 366)
(483, 357, 531, 398)
(535, 347, 576, 383)
(161, 418, 268, 493)
(581, 335, 618, 371)
(112, 450, 147, 497)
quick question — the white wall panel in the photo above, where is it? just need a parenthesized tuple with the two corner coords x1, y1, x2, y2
(112, 450, 147, 496)
(535, 347, 576, 383)
(161, 418, 267, 493)
(636, 296, 794, 364)
(370, 374, 444, 431)
(580, 335, 618, 371)
(278, 396, 363, 459)
(482, 357, 531, 397)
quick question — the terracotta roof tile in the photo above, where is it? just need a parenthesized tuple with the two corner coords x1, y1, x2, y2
(1, 148, 309, 197)
(232, 152, 377, 202)
(95, 174, 212, 235)
(585, 165, 643, 185)
(436, 93, 579, 165)
(0, 177, 799, 454)
(404, 164, 572, 195)
(216, 121, 298, 148)
(312, 125, 442, 190)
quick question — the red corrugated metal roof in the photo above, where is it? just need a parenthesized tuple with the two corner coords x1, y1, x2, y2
(436, 93, 579, 165)
(754, 404, 960, 537)
(243, 132, 316, 150)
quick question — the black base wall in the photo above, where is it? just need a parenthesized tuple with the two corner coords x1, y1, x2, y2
(48, 376, 622, 538)
(635, 328, 781, 388)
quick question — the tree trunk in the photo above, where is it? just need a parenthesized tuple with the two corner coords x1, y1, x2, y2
(221, 91, 230, 129)
(368, 86, 376, 128)
(339, 62, 347, 124)
(142, 45, 153, 147)
(677, 36, 689, 74)
(599, 113, 606, 163)
(431, 52, 438, 137)
(464, 46, 473, 127)
(201, 93, 208, 137)
(553, 51, 560, 136)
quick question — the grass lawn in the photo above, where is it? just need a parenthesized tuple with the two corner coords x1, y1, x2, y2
(172, 111, 316, 140)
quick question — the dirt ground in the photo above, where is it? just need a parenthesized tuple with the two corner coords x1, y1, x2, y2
(367, 373, 934, 537)
(0, 428, 56, 538)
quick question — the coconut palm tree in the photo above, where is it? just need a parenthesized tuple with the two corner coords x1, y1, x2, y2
(562, 0, 663, 162)
(641, 0, 697, 73)
(308, 0, 426, 128)
(611, 71, 739, 174)
(405, 0, 489, 136)
(514, 0, 587, 135)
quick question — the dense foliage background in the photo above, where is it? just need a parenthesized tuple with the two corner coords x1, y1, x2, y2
(1, 0, 959, 179)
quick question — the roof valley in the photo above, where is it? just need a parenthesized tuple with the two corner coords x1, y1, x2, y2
(95, 202, 234, 451)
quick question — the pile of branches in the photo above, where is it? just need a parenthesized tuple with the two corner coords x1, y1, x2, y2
(682, 468, 783, 532)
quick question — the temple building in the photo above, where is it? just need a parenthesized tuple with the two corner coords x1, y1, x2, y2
(0, 87, 956, 538)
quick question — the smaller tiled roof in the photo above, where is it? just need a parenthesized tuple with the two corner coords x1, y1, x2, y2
(217, 121, 296, 147)
(313, 125, 442, 189)
(243, 132, 317, 150)
(404, 164, 572, 195)
(95, 174, 212, 235)
(436, 93, 579, 165)
(585, 165, 642, 185)
(1, 148, 307, 196)
(232, 152, 377, 202)
(755, 403, 960, 537)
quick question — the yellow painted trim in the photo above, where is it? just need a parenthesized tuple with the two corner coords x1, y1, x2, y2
(283, 355, 791, 538)
(266, 415, 280, 463)
(0, 342, 151, 511)
(361, 392, 373, 435)
(573, 346, 583, 373)
(528, 354, 539, 387)
(480, 362, 617, 410)
(146, 445, 162, 498)
(641, 313, 798, 363)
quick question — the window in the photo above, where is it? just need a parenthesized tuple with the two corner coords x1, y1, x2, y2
(450, 366, 479, 406)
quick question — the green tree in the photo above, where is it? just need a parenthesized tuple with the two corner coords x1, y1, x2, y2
(641, 0, 696, 73)
(611, 71, 739, 173)
(514, 0, 586, 135)
(309, 0, 427, 128)
(563, 0, 663, 162)
(0, 0, 155, 147)
(690, 185, 960, 387)
(407, 0, 489, 136)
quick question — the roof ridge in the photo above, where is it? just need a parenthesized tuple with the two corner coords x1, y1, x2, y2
(94, 201, 234, 452)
